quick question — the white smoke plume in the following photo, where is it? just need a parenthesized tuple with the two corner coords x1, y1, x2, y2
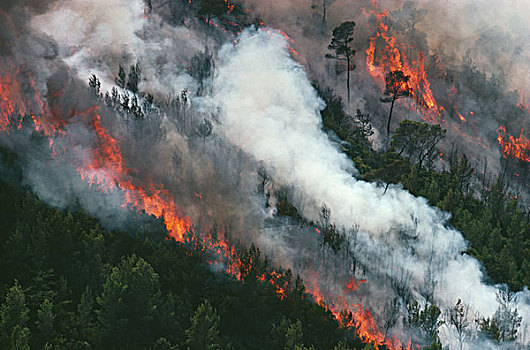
(209, 28, 529, 348)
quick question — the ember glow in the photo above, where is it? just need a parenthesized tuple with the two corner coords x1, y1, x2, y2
(0, 69, 192, 241)
(0, 64, 410, 348)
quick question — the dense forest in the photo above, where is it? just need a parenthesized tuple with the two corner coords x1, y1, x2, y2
(0, 173, 377, 350)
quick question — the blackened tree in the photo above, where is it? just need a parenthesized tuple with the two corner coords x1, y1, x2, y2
(447, 299, 469, 350)
(115, 65, 127, 89)
(126, 62, 142, 94)
(311, 0, 337, 31)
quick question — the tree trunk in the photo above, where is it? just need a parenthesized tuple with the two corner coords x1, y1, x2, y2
(346, 54, 351, 105)
(386, 94, 397, 148)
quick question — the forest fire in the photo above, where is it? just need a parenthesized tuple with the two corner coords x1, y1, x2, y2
(497, 126, 530, 163)
(364, 8, 441, 124)
(1, 65, 411, 348)
(1, 68, 192, 241)
(305, 275, 408, 350)
(0, 70, 27, 131)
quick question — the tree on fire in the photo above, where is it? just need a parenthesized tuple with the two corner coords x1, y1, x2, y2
(380, 70, 413, 147)
(326, 21, 356, 104)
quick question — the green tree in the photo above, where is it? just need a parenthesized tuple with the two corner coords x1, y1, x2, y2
(271, 317, 305, 350)
(381, 70, 413, 146)
(391, 120, 445, 167)
(333, 340, 352, 350)
(326, 22, 356, 104)
(0, 280, 31, 349)
(36, 298, 55, 346)
(407, 301, 444, 348)
(76, 286, 97, 343)
(97, 255, 162, 348)
(185, 300, 221, 350)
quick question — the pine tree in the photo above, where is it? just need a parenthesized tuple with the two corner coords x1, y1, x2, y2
(326, 22, 356, 104)
(380, 70, 413, 146)
(0, 280, 31, 349)
(185, 300, 221, 350)
(36, 298, 55, 346)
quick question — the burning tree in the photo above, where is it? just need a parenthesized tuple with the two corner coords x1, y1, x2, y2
(326, 21, 356, 104)
(380, 70, 413, 146)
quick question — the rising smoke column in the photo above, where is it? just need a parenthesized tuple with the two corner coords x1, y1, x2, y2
(209, 28, 530, 348)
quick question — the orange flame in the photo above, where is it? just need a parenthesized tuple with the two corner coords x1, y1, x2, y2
(365, 8, 441, 124)
(76, 108, 192, 241)
(497, 126, 530, 162)
(2, 67, 410, 349)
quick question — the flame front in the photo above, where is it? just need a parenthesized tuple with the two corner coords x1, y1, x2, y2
(497, 126, 530, 163)
(1, 64, 409, 349)
(365, 8, 441, 124)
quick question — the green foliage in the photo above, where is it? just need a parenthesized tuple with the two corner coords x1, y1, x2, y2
(0, 178, 356, 349)
(479, 287, 522, 342)
(407, 301, 443, 348)
(36, 298, 55, 345)
(186, 300, 221, 350)
(326, 21, 356, 102)
(0, 280, 31, 349)
(97, 254, 162, 348)
(318, 87, 530, 292)
(391, 120, 446, 167)
(271, 317, 305, 350)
